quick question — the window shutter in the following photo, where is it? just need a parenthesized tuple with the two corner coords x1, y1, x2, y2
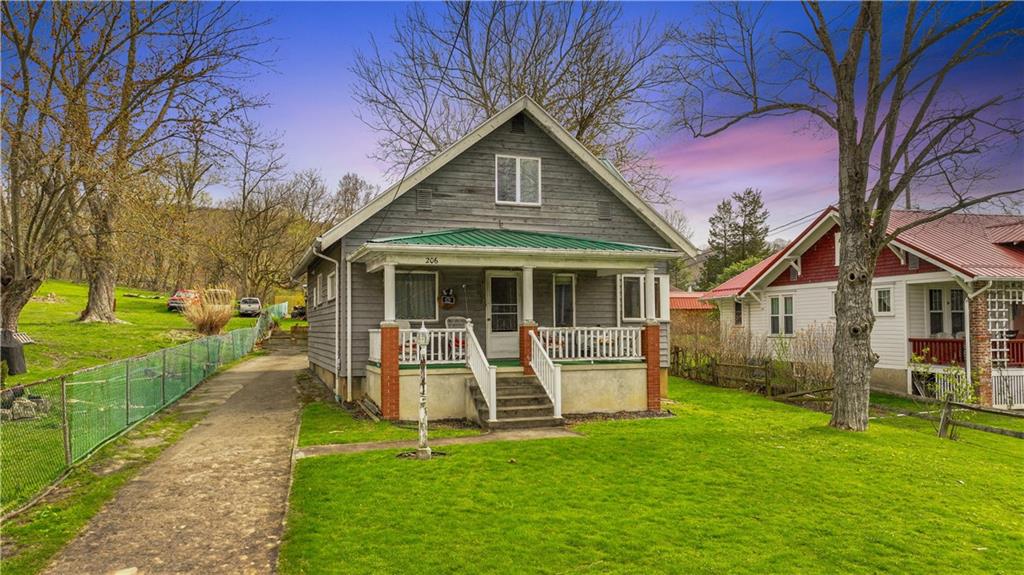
(416, 187, 432, 211)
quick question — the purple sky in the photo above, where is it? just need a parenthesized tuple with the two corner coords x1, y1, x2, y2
(238, 2, 1024, 246)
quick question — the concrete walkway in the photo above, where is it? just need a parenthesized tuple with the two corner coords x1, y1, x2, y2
(43, 345, 307, 575)
(295, 427, 581, 459)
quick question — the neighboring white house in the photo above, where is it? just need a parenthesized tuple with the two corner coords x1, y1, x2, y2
(704, 207, 1024, 408)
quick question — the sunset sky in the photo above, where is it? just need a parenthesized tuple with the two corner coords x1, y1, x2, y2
(237, 1, 1024, 245)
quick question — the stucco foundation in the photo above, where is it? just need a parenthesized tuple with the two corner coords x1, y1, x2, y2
(560, 363, 647, 414)
(871, 367, 909, 394)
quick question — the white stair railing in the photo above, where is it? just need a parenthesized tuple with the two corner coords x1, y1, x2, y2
(530, 331, 562, 418)
(464, 320, 497, 422)
(538, 327, 643, 361)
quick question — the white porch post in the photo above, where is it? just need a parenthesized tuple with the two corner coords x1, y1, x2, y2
(383, 263, 396, 322)
(522, 266, 534, 323)
(644, 267, 657, 321)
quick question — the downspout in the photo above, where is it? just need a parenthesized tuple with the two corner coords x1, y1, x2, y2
(312, 238, 341, 402)
(346, 253, 352, 402)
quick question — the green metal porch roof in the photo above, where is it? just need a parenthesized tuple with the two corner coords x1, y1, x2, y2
(367, 228, 673, 252)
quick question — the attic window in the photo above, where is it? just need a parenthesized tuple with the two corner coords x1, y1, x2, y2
(510, 113, 525, 133)
(598, 200, 612, 220)
(416, 187, 432, 211)
(908, 254, 920, 271)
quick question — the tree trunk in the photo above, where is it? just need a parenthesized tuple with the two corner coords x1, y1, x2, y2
(79, 211, 121, 323)
(830, 203, 878, 431)
(1, 276, 43, 332)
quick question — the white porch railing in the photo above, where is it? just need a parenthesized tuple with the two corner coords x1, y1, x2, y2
(464, 321, 496, 422)
(368, 329, 381, 363)
(538, 327, 644, 361)
(399, 328, 466, 364)
(529, 331, 562, 418)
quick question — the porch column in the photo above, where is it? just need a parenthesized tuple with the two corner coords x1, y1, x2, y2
(643, 267, 660, 411)
(520, 266, 537, 374)
(379, 320, 401, 420)
(968, 294, 993, 406)
(383, 263, 396, 322)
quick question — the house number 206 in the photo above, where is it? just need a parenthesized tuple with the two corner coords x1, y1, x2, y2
(424, 257, 439, 264)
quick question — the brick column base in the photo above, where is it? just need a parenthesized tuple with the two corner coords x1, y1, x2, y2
(968, 295, 992, 406)
(519, 323, 538, 375)
(643, 322, 661, 412)
(379, 323, 400, 419)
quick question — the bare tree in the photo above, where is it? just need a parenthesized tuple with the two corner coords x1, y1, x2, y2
(333, 173, 378, 223)
(353, 1, 674, 201)
(669, 1, 1024, 430)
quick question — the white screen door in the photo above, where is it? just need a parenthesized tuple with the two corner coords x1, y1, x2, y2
(486, 271, 520, 358)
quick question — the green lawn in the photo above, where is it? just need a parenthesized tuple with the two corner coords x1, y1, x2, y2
(871, 392, 1024, 433)
(280, 378, 1024, 574)
(3, 280, 259, 385)
(298, 400, 480, 447)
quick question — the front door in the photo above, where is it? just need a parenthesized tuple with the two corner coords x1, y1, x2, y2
(486, 271, 521, 358)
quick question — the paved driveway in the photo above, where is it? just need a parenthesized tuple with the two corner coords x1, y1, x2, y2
(43, 345, 306, 575)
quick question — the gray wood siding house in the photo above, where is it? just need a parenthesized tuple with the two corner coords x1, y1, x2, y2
(292, 97, 695, 426)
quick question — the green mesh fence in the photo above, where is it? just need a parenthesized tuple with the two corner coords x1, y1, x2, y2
(1, 310, 278, 515)
(0, 378, 66, 515)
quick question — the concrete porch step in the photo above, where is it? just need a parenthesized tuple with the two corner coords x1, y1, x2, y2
(493, 403, 554, 419)
(486, 415, 565, 430)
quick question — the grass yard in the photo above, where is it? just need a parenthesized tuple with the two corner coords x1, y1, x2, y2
(297, 374, 480, 447)
(280, 378, 1024, 574)
(4, 280, 261, 385)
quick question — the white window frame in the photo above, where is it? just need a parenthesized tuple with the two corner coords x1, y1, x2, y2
(927, 287, 945, 336)
(494, 154, 542, 206)
(733, 301, 743, 326)
(395, 270, 439, 323)
(830, 288, 837, 317)
(618, 274, 670, 323)
(552, 273, 576, 327)
(873, 286, 893, 316)
(834, 231, 841, 266)
(769, 294, 795, 336)
(950, 288, 966, 336)
(326, 271, 337, 301)
(312, 276, 321, 307)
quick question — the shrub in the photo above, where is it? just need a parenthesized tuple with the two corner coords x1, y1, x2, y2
(789, 322, 835, 388)
(183, 287, 235, 335)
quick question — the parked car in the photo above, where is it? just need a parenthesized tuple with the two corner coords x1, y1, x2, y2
(238, 297, 262, 317)
(290, 305, 306, 320)
(167, 289, 198, 312)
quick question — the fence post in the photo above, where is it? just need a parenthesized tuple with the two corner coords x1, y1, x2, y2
(125, 358, 131, 426)
(161, 348, 167, 406)
(764, 360, 772, 398)
(61, 376, 72, 466)
(188, 340, 194, 389)
(938, 393, 953, 438)
(206, 337, 211, 377)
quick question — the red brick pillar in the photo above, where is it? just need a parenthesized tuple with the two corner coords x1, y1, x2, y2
(968, 295, 992, 406)
(379, 322, 400, 419)
(520, 322, 538, 375)
(643, 321, 661, 412)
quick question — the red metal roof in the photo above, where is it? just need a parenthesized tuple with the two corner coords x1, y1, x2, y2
(705, 208, 1024, 299)
(670, 290, 715, 310)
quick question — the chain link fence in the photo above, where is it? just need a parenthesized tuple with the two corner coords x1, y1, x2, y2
(0, 303, 286, 516)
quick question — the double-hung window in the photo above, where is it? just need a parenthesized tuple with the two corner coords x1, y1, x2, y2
(395, 271, 438, 322)
(874, 287, 892, 315)
(928, 289, 944, 336)
(326, 271, 336, 301)
(950, 288, 965, 336)
(770, 295, 794, 336)
(733, 301, 743, 326)
(495, 155, 541, 205)
(618, 274, 670, 322)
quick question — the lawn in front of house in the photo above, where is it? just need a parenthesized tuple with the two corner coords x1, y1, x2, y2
(280, 378, 1024, 574)
(4, 280, 259, 385)
(298, 398, 480, 447)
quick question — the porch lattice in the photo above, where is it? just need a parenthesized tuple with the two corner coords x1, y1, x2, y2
(987, 281, 1023, 369)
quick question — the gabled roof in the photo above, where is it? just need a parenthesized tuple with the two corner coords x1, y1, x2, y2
(292, 96, 696, 279)
(369, 228, 674, 253)
(705, 207, 1024, 300)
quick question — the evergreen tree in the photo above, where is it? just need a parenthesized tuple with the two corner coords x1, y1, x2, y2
(732, 188, 769, 260)
(700, 199, 736, 288)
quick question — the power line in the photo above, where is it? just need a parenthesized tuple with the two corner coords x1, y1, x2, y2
(767, 205, 831, 235)
(369, 5, 471, 241)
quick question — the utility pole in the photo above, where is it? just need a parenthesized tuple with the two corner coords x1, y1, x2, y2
(416, 322, 431, 460)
